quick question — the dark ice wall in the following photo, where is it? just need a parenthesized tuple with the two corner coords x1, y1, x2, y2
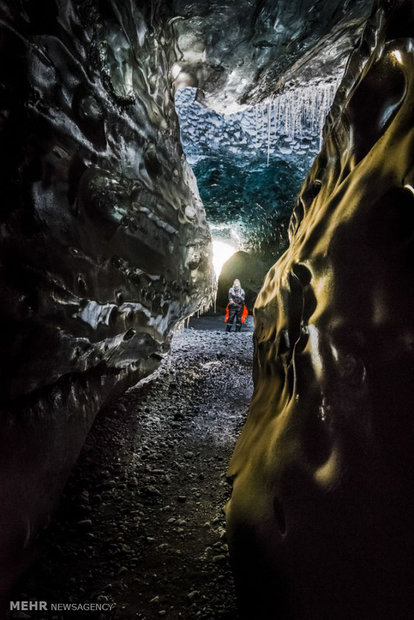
(227, 0, 414, 617)
(0, 0, 212, 600)
(171, 0, 370, 110)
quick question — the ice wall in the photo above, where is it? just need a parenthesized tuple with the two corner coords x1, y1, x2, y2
(0, 0, 213, 599)
(227, 0, 414, 617)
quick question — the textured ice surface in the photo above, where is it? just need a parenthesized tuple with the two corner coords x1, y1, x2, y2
(175, 82, 340, 165)
(227, 1, 414, 617)
(175, 83, 340, 261)
(172, 0, 370, 112)
(0, 0, 214, 598)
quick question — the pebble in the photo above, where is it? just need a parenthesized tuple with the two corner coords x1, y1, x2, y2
(15, 327, 252, 619)
(143, 486, 162, 496)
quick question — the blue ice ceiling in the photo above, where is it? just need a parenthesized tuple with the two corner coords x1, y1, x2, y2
(175, 83, 340, 263)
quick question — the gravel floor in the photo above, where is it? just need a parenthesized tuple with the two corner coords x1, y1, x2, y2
(11, 324, 254, 620)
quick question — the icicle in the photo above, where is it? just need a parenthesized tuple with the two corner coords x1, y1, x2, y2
(255, 104, 259, 151)
(267, 102, 271, 166)
(237, 79, 340, 163)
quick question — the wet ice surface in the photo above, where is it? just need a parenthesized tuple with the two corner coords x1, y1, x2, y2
(12, 324, 253, 620)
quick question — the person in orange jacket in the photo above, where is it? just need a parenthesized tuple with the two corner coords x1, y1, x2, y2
(225, 279, 248, 332)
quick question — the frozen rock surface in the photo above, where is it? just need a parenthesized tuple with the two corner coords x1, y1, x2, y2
(227, 0, 414, 617)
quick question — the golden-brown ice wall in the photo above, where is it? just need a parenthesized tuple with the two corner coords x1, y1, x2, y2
(227, 0, 414, 617)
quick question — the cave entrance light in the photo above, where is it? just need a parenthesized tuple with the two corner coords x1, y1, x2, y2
(212, 238, 237, 279)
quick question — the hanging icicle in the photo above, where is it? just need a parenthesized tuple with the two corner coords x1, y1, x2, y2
(255, 104, 259, 152)
(246, 78, 340, 162)
(175, 75, 342, 167)
(267, 102, 271, 166)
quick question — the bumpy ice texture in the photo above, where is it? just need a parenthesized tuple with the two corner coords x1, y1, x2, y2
(227, 0, 414, 617)
(171, 0, 370, 111)
(0, 0, 213, 598)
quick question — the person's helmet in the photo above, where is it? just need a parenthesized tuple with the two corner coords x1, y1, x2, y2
(233, 278, 241, 288)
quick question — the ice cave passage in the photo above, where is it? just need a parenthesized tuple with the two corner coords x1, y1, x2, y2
(3, 0, 414, 618)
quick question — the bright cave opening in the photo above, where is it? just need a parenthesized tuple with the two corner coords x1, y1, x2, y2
(211, 239, 238, 279)
(174, 83, 341, 314)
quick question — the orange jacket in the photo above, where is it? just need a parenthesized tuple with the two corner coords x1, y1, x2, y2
(225, 303, 248, 323)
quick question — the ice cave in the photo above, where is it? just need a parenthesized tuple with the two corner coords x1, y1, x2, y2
(1, 0, 414, 618)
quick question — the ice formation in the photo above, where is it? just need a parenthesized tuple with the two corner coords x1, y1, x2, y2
(175, 80, 340, 263)
(175, 80, 341, 166)
(227, 0, 414, 617)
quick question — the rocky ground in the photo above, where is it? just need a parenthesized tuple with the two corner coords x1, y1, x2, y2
(10, 319, 254, 620)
